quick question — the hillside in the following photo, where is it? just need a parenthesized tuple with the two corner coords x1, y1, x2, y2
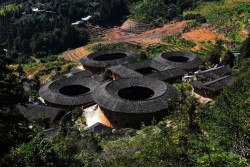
(0, 0, 250, 166)
(61, 20, 232, 61)
(61, 0, 250, 61)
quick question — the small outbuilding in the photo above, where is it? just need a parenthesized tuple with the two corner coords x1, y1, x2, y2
(92, 77, 178, 129)
(80, 50, 139, 73)
(195, 66, 232, 80)
(16, 104, 67, 126)
(153, 51, 203, 71)
(84, 122, 113, 133)
(191, 75, 233, 99)
(39, 75, 100, 108)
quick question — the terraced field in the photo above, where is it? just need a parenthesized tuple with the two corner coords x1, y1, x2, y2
(61, 20, 230, 61)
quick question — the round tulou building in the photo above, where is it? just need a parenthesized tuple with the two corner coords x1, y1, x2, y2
(92, 77, 178, 129)
(153, 51, 203, 71)
(39, 75, 100, 108)
(80, 50, 139, 73)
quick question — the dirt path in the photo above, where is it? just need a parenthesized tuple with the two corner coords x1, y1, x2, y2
(61, 20, 229, 61)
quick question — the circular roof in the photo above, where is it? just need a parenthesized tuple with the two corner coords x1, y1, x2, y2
(92, 77, 178, 113)
(39, 76, 100, 107)
(153, 51, 203, 70)
(80, 50, 139, 68)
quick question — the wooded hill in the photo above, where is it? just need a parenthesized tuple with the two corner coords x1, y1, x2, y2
(0, 0, 215, 63)
(0, 0, 250, 166)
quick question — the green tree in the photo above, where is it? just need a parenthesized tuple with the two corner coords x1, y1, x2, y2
(205, 72, 250, 156)
(222, 50, 235, 67)
(132, 0, 174, 23)
(0, 56, 30, 158)
(16, 63, 24, 76)
(0, 56, 24, 106)
(240, 34, 250, 58)
(2, 134, 60, 167)
(0, 107, 30, 159)
(207, 40, 224, 66)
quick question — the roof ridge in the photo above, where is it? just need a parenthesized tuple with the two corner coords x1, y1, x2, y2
(204, 75, 231, 86)
(198, 66, 226, 74)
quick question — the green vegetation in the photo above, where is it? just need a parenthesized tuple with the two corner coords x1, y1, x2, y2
(87, 42, 142, 53)
(182, 20, 202, 33)
(1, 35, 250, 166)
(241, 34, 250, 58)
(1, 0, 250, 166)
(0, 55, 31, 158)
(22, 55, 78, 83)
(0, 0, 130, 63)
(145, 35, 196, 58)
(0, 4, 18, 16)
(2, 64, 250, 166)
(101, 69, 112, 82)
(162, 35, 196, 50)
(2, 129, 100, 167)
(7, 14, 89, 61)
(0, 57, 24, 105)
(130, 0, 198, 25)
(185, 0, 250, 42)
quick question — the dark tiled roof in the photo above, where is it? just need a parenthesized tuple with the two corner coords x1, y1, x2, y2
(72, 70, 93, 77)
(90, 74, 104, 83)
(190, 80, 204, 89)
(16, 104, 66, 123)
(191, 76, 233, 92)
(109, 60, 186, 81)
(123, 59, 170, 72)
(203, 76, 233, 91)
(147, 68, 187, 81)
(53, 70, 93, 80)
(80, 50, 139, 68)
(92, 77, 178, 114)
(108, 65, 143, 78)
(85, 122, 113, 133)
(39, 74, 100, 107)
(153, 51, 203, 70)
(196, 66, 232, 80)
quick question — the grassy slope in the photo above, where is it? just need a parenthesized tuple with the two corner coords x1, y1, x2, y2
(185, 0, 250, 42)
(23, 57, 78, 84)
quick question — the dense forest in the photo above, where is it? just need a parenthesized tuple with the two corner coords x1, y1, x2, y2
(0, 0, 250, 166)
(0, 0, 210, 63)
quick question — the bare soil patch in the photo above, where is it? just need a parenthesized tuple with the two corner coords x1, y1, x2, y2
(61, 21, 229, 61)
(182, 28, 230, 50)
